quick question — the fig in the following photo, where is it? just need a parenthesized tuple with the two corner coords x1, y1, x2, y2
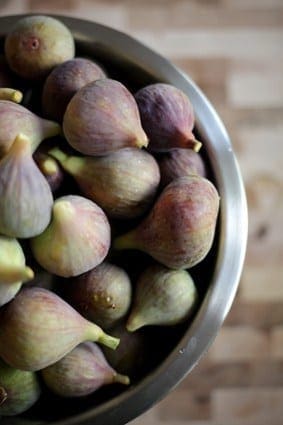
(30, 195, 110, 277)
(0, 287, 120, 371)
(41, 342, 129, 398)
(159, 148, 206, 187)
(42, 58, 106, 122)
(0, 359, 41, 416)
(49, 147, 160, 219)
(34, 150, 64, 193)
(63, 79, 148, 156)
(135, 83, 201, 152)
(0, 134, 53, 238)
(66, 262, 132, 329)
(114, 176, 220, 269)
(0, 236, 34, 307)
(5, 15, 75, 80)
(0, 101, 61, 157)
(127, 264, 198, 331)
(0, 88, 23, 103)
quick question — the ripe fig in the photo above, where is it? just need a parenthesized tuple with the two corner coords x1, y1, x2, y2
(66, 262, 132, 329)
(135, 83, 201, 152)
(41, 342, 129, 398)
(0, 287, 120, 371)
(0, 134, 53, 238)
(114, 176, 220, 269)
(34, 150, 64, 193)
(127, 264, 198, 331)
(5, 15, 75, 80)
(42, 58, 106, 122)
(0, 359, 41, 416)
(49, 147, 160, 219)
(0, 236, 34, 307)
(63, 79, 148, 156)
(0, 101, 61, 157)
(0, 88, 23, 103)
(30, 195, 111, 277)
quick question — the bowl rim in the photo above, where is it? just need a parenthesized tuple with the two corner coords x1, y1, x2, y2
(0, 14, 248, 425)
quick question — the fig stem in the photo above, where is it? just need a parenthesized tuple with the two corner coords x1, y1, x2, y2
(42, 120, 62, 140)
(48, 147, 68, 164)
(49, 147, 84, 176)
(135, 135, 149, 149)
(0, 386, 8, 406)
(126, 315, 144, 332)
(113, 373, 130, 386)
(192, 139, 202, 153)
(53, 200, 74, 221)
(86, 323, 120, 350)
(10, 133, 32, 153)
(41, 157, 59, 175)
(98, 332, 120, 350)
(0, 88, 23, 103)
(0, 265, 34, 284)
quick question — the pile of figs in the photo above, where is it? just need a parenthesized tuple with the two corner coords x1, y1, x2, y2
(0, 15, 220, 419)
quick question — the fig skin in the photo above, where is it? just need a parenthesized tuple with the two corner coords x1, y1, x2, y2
(42, 58, 106, 122)
(135, 83, 201, 152)
(63, 79, 148, 156)
(49, 147, 160, 219)
(5, 15, 75, 80)
(0, 134, 53, 238)
(0, 359, 41, 416)
(66, 262, 132, 329)
(114, 176, 220, 269)
(0, 287, 120, 371)
(30, 195, 111, 277)
(127, 264, 198, 331)
(41, 342, 129, 398)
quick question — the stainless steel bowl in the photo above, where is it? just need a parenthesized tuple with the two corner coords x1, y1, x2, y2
(0, 15, 248, 425)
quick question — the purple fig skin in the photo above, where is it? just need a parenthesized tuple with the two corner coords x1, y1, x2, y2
(0, 287, 120, 371)
(30, 195, 111, 277)
(41, 342, 129, 398)
(114, 176, 220, 269)
(66, 262, 132, 329)
(63, 79, 148, 156)
(34, 150, 64, 193)
(159, 148, 206, 187)
(42, 58, 106, 122)
(49, 147, 160, 219)
(135, 83, 201, 152)
(5, 15, 75, 80)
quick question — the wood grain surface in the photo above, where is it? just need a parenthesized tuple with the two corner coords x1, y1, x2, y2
(0, 1, 282, 424)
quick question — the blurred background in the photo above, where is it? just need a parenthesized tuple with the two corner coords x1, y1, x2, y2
(0, 0, 282, 424)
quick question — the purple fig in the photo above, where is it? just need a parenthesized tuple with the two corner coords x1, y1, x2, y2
(34, 150, 64, 193)
(127, 264, 198, 331)
(41, 342, 129, 398)
(0, 88, 23, 103)
(66, 262, 132, 329)
(30, 195, 111, 277)
(0, 359, 41, 416)
(63, 79, 148, 156)
(114, 176, 220, 269)
(135, 83, 201, 152)
(5, 15, 75, 80)
(42, 58, 106, 122)
(0, 134, 53, 238)
(0, 101, 61, 157)
(49, 147, 160, 219)
(0, 287, 120, 371)
(159, 148, 206, 187)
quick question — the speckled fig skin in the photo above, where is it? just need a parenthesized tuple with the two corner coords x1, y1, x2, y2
(63, 79, 148, 156)
(0, 134, 53, 238)
(0, 359, 41, 416)
(66, 262, 132, 329)
(42, 58, 106, 122)
(135, 83, 201, 152)
(49, 147, 160, 219)
(127, 264, 198, 331)
(5, 15, 75, 80)
(0, 287, 120, 371)
(30, 195, 111, 277)
(41, 342, 129, 398)
(114, 176, 220, 269)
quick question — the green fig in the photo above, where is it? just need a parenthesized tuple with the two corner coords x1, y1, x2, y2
(0, 287, 119, 371)
(0, 359, 41, 416)
(127, 264, 198, 331)
(49, 147, 160, 219)
(41, 342, 129, 398)
(0, 236, 34, 307)
(114, 176, 220, 269)
(63, 79, 148, 156)
(5, 15, 75, 80)
(0, 88, 23, 103)
(66, 262, 132, 329)
(31, 195, 111, 277)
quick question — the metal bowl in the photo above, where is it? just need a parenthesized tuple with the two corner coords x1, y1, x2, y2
(0, 15, 248, 425)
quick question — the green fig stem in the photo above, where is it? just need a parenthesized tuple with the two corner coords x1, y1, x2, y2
(10, 133, 32, 154)
(0, 88, 23, 103)
(0, 265, 34, 284)
(49, 147, 84, 177)
(126, 315, 145, 332)
(135, 134, 149, 149)
(41, 157, 59, 176)
(0, 386, 8, 406)
(48, 147, 68, 164)
(98, 332, 120, 350)
(85, 323, 120, 350)
(191, 138, 202, 153)
(113, 373, 130, 386)
(42, 119, 62, 139)
(113, 231, 138, 251)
